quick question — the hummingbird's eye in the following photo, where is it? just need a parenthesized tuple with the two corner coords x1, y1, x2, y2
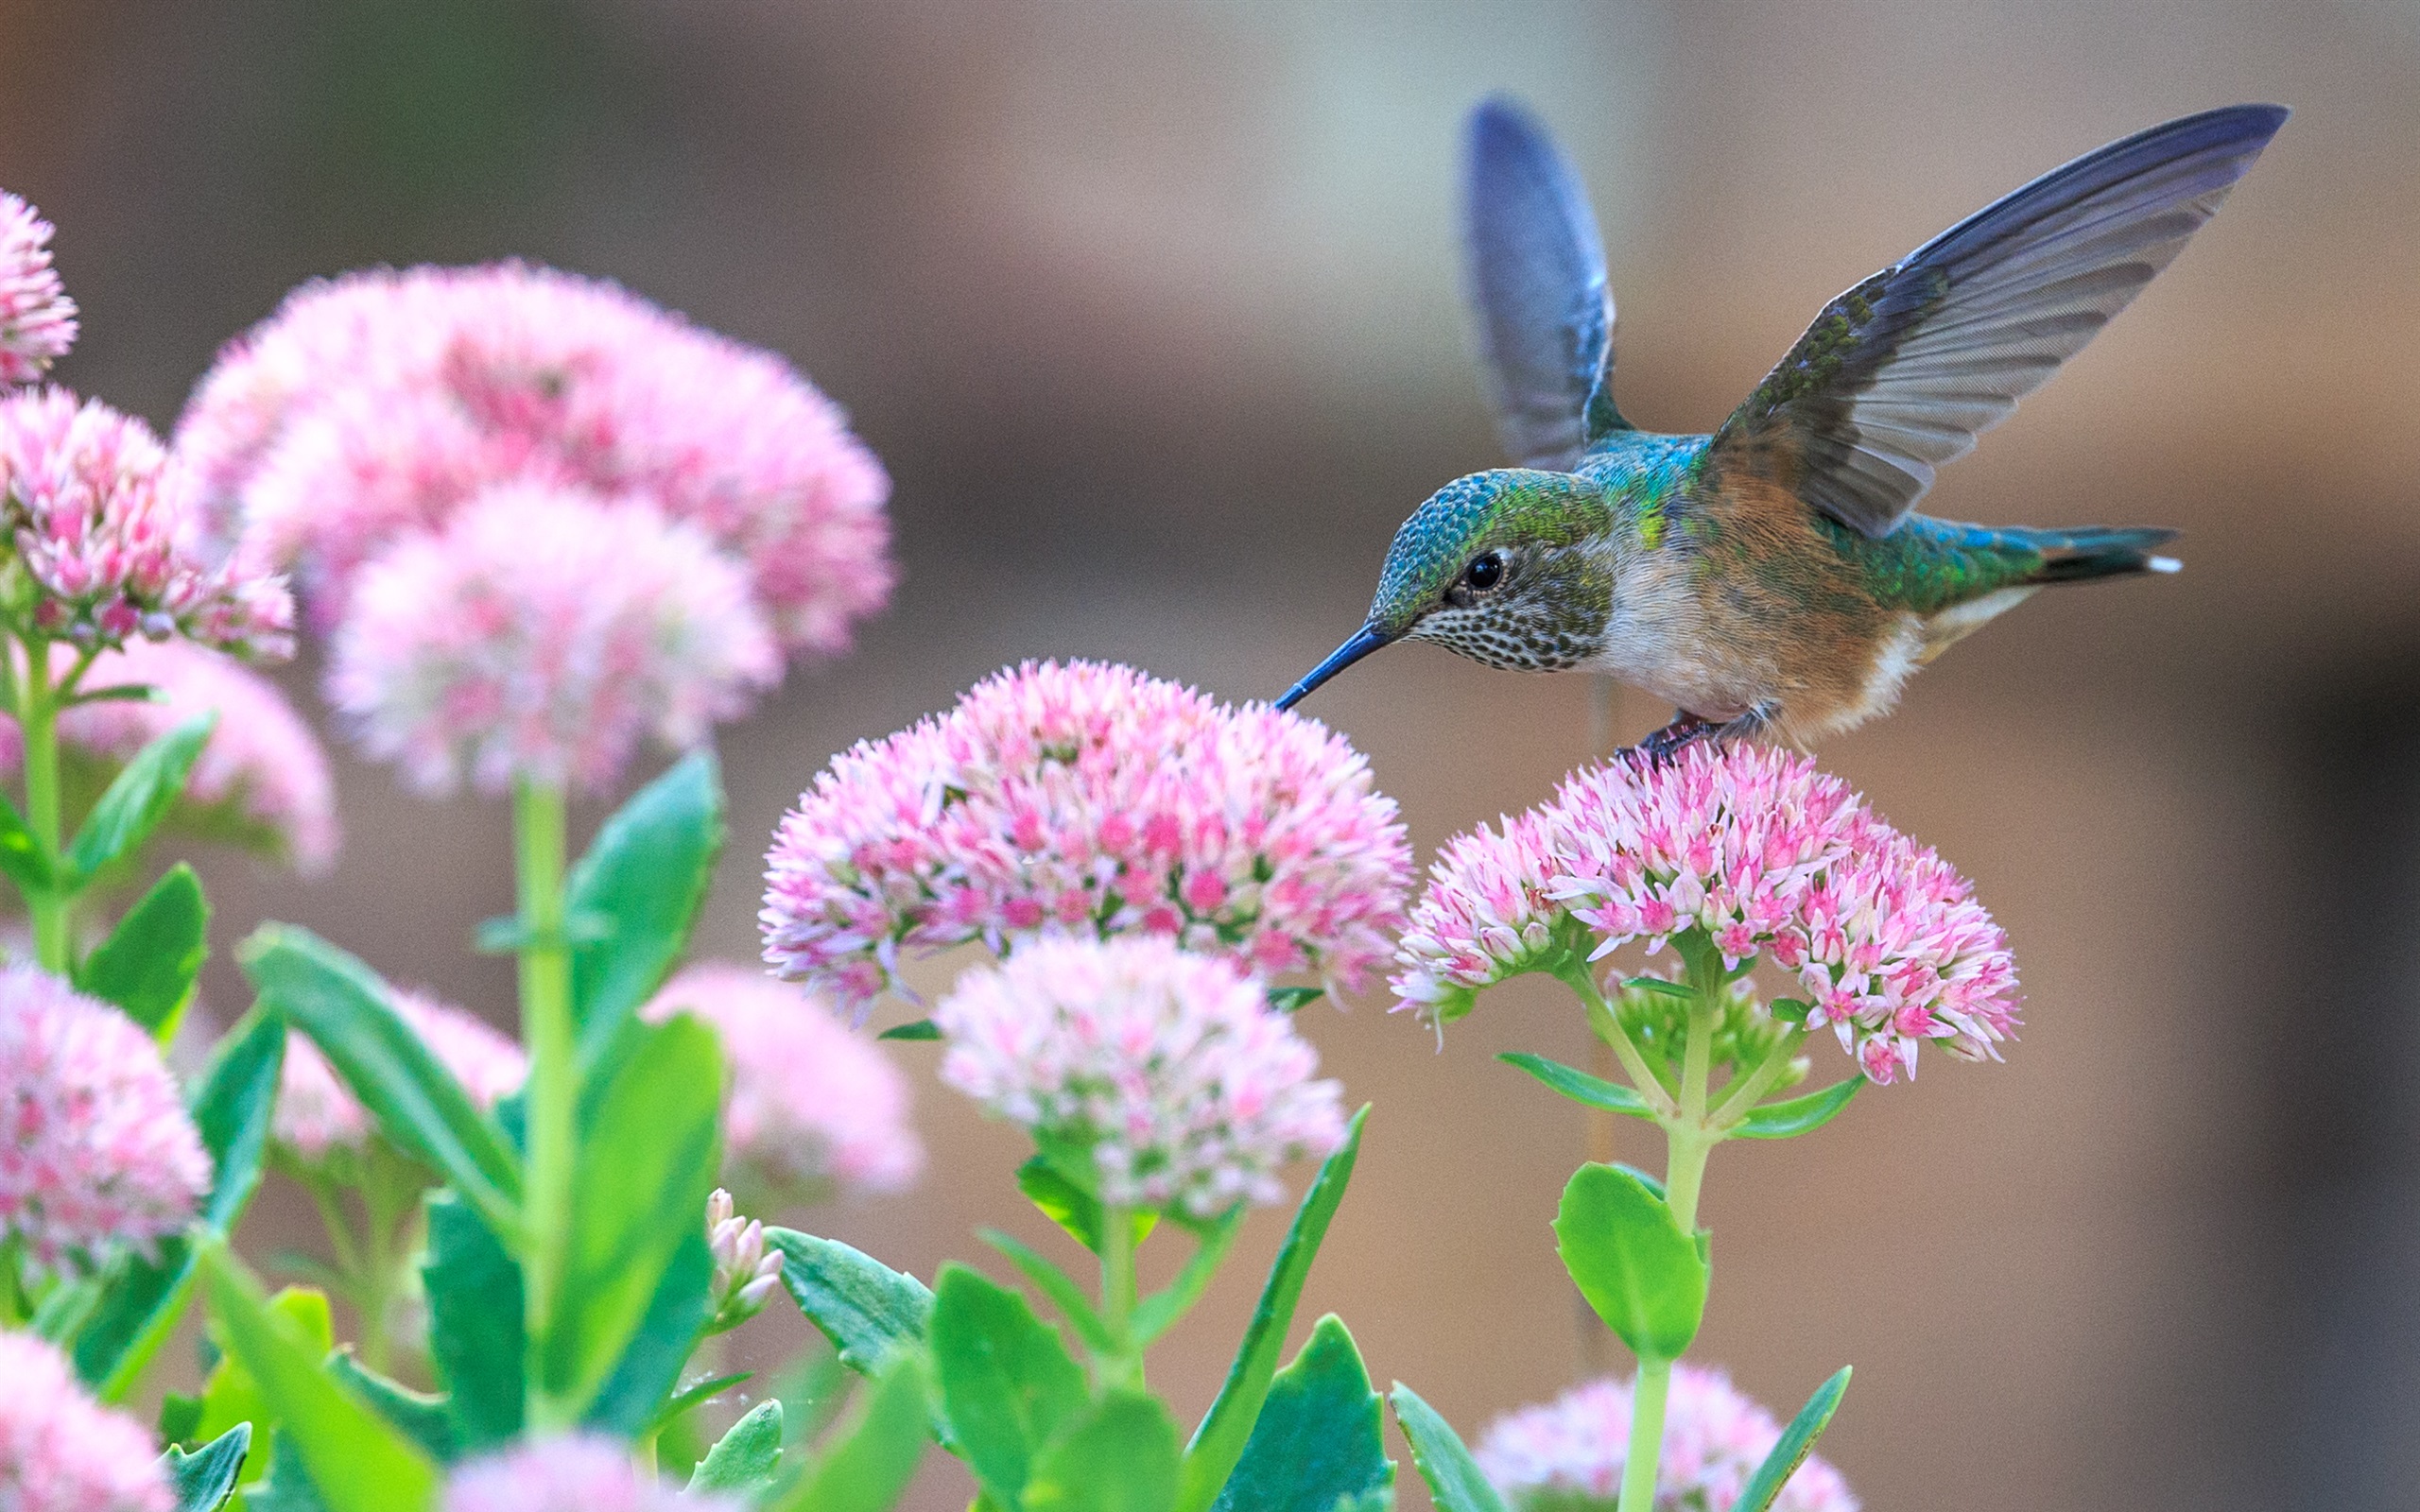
(1463, 552, 1505, 592)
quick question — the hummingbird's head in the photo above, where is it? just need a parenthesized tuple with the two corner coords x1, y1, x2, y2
(1276, 470, 1612, 709)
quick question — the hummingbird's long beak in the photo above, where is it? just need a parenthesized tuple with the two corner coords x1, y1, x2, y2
(1275, 625, 1394, 711)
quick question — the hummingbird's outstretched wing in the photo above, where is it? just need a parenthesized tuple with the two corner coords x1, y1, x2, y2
(1704, 103, 2288, 539)
(1461, 96, 1627, 472)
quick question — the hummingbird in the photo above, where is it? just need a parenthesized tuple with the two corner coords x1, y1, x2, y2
(1275, 100, 2288, 756)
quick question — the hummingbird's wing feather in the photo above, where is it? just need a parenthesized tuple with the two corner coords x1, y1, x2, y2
(1461, 96, 1625, 472)
(1705, 102, 2288, 538)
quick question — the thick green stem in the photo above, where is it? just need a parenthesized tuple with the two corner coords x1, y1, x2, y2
(18, 644, 67, 971)
(514, 778, 576, 1428)
(1099, 1205, 1144, 1389)
(1706, 1030, 1807, 1132)
(0, 1235, 26, 1328)
(1617, 1358, 1673, 1512)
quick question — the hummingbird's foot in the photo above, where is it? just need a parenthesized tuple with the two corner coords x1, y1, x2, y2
(1633, 713, 1719, 767)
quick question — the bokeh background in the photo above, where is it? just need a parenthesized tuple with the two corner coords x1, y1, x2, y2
(6, 2, 2417, 1508)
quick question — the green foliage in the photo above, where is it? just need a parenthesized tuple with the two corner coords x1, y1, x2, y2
(565, 748, 723, 1064)
(1733, 1078, 1862, 1140)
(1496, 1052, 1656, 1120)
(1386, 1385, 1507, 1512)
(929, 1263, 1089, 1509)
(768, 1229, 934, 1372)
(1026, 1390, 1183, 1512)
(1017, 1157, 1156, 1257)
(195, 1246, 440, 1511)
(1210, 1315, 1392, 1512)
(1553, 1163, 1705, 1362)
(76, 1008, 285, 1399)
(240, 925, 523, 1238)
(534, 1012, 723, 1419)
(1728, 1367, 1851, 1512)
(769, 1353, 933, 1512)
(583, 1227, 714, 1437)
(689, 1400, 786, 1497)
(65, 714, 215, 883)
(1176, 1104, 1368, 1512)
(164, 1422, 251, 1512)
(1265, 987, 1325, 1014)
(422, 1194, 525, 1451)
(325, 1354, 456, 1462)
(876, 1019, 940, 1041)
(978, 1229, 1115, 1354)
(0, 788, 51, 895)
(246, 1428, 335, 1512)
(77, 862, 208, 1040)
(1131, 1209, 1243, 1348)
(192, 1284, 332, 1496)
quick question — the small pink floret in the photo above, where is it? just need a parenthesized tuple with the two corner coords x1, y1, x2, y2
(276, 988, 525, 1162)
(1477, 1363, 1859, 1512)
(0, 964, 210, 1274)
(0, 192, 77, 385)
(443, 1434, 735, 1512)
(933, 935, 1345, 1217)
(0, 1332, 174, 1512)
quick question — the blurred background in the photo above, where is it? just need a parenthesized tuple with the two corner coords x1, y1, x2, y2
(4, 1, 2416, 1507)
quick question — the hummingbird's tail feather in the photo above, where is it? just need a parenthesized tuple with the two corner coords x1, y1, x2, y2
(2014, 524, 2183, 583)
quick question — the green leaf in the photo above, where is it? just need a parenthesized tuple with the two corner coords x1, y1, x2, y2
(1766, 997, 1811, 1025)
(583, 1226, 715, 1437)
(1132, 1208, 1244, 1347)
(423, 1194, 525, 1451)
(246, 1427, 334, 1512)
(1386, 1384, 1507, 1512)
(1176, 1104, 1368, 1512)
(1017, 1157, 1156, 1257)
(566, 749, 724, 1062)
(1211, 1315, 1392, 1512)
(1497, 1052, 1658, 1120)
(1553, 1163, 1705, 1362)
(326, 1353, 456, 1462)
(77, 1009, 285, 1400)
(159, 1391, 204, 1446)
(876, 1019, 941, 1041)
(192, 1284, 331, 1492)
(195, 1244, 440, 1512)
(688, 1399, 786, 1496)
(0, 788, 53, 897)
(536, 1012, 723, 1419)
(67, 713, 216, 881)
(164, 1421, 251, 1512)
(1728, 1367, 1851, 1512)
(768, 1229, 934, 1372)
(979, 1229, 1116, 1354)
(929, 1263, 1089, 1508)
(240, 925, 523, 1237)
(650, 1371, 750, 1436)
(771, 1353, 932, 1512)
(1734, 1077, 1862, 1140)
(77, 863, 209, 1040)
(71, 679, 169, 706)
(1027, 1389, 1182, 1512)
(1265, 987, 1324, 1014)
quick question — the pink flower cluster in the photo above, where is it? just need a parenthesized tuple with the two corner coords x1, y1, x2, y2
(326, 486, 779, 796)
(0, 641, 338, 872)
(178, 261, 892, 653)
(645, 964, 923, 1200)
(1393, 745, 2017, 1084)
(935, 936, 1346, 1217)
(0, 193, 76, 385)
(443, 1434, 735, 1512)
(761, 661, 1411, 1015)
(0, 964, 210, 1273)
(0, 1332, 173, 1512)
(0, 389, 292, 657)
(1476, 1364, 1858, 1512)
(275, 988, 525, 1163)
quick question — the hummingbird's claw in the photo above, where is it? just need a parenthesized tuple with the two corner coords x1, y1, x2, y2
(1624, 707, 1771, 768)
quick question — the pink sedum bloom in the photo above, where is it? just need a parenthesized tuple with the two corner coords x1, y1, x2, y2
(326, 483, 780, 796)
(276, 988, 525, 1163)
(761, 660, 1411, 1017)
(0, 193, 77, 385)
(443, 1434, 735, 1512)
(0, 1332, 174, 1512)
(0, 641, 337, 873)
(1391, 808, 1569, 1011)
(0, 388, 293, 658)
(0, 964, 210, 1274)
(934, 936, 1346, 1217)
(643, 964, 924, 1200)
(179, 262, 893, 653)
(1477, 1365, 1858, 1512)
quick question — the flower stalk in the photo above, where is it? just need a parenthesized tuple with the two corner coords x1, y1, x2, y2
(1099, 1204, 1143, 1390)
(17, 640, 68, 971)
(513, 775, 576, 1428)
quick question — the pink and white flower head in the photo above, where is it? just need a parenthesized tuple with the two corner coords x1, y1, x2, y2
(0, 641, 337, 873)
(0, 388, 293, 658)
(326, 483, 780, 797)
(643, 964, 923, 1201)
(275, 988, 525, 1164)
(0, 193, 77, 385)
(443, 1434, 735, 1512)
(934, 936, 1346, 1218)
(761, 660, 1412, 1017)
(1393, 744, 2018, 1084)
(0, 964, 210, 1274)
(0, 1332, 174, 1512)
(1477, 1364, 1858, 1512)
(179, 261, 893, 652)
